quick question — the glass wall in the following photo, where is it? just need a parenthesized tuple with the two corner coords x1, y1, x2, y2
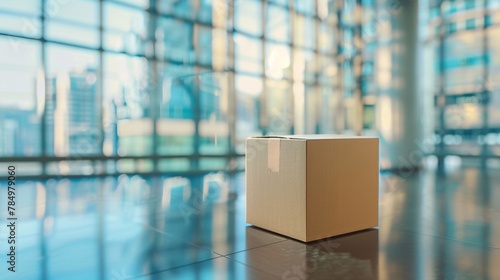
(0, 0, 373, 176)
(4, 0, 496, 175)
(428, 0, 500, 158)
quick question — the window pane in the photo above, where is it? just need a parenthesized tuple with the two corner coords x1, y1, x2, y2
(234, 0, 262, 36)
(46, 44, 100, 156)
(268, 0, 288, 6)
(212, 28, 229, 71)
(156, 18, 195, 63)
(363, 104, 376, 130)
(488, 27, 500, 132)
(103, 53, 150, 156)
(293, 48, 316, 84)
(319, 23, 336, 54)
(293, 14, 316, 49)
(295, 0, 315, 15)
(265, 43, 291, 80)
(196, 25, 213, 66)
(235, 74, 262, 153)
(198, 72, 229, 154)
(342, 61, 355, 97)
(318, 84, 338, 133)
(305, 85, 319, 134)
(0, 37, 41, 156)
(158, 0, 196, 20)
(104, 2, 147, 55)
(266, 79, 292, 134)
(47, 0, 98, 26)
(0, 0, 40, 15)
(317, 0, 336, 20)
(198, 0, 214, 24)
(234, 33, 262, 74)
(46, 23, 99, 48)
(0, 6, 42, 38)
(114, 0, 149, 9)
(266, 5, 290, 43)
(46, 0, 99, 47)
(157, 64, 195, 155)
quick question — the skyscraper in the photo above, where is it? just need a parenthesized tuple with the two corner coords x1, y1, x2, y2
(0, 107, 39, 156)
(46, 69, 100, 156)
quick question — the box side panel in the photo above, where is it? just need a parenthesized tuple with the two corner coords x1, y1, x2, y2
(306, 138, 379, 241)
(246, 138, 307, 241)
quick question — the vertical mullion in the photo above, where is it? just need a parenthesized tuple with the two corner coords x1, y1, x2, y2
(148, 0, 159, 172)
(260, 0, 268, 134)
(289, 0, 296, 134)
(354, 0, 363, 136)
(314, 0, 320, 134)
(228, 0, 237, 157)
(41, 0, 47, 176)
(336, 0, 344, 133)
(39, 2, 48, 279)
(481, 0, 490, 161)
(97, 2, 106, 279)
(192, 22, 201, 169)
(437, 0, 446, 171)
(97, 0, 104, 172)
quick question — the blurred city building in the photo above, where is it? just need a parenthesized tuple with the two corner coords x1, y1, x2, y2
(45, 68, 100, 156)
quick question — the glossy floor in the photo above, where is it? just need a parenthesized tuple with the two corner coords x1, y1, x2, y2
(1, 167, 500, 279)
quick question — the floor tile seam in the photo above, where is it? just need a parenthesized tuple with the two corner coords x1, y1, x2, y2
(139, 222, 226, 257)
(221, 255, 281, 279)
(218, 239, 290, 257)
(398, 228, 500, 251)
(126, 256, 225, 280)
(135, 218, 290, 256)
(142, 221, 291, 257)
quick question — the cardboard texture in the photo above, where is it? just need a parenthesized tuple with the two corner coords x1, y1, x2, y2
(246, 135, 379, 242)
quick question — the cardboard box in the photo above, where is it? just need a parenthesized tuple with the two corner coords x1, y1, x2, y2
(245, 135, 379, 242)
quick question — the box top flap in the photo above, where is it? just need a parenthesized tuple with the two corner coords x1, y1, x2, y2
(248, 134, 378, 140)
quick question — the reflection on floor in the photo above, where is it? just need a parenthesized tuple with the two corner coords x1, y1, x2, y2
(1, 167, 500, 279)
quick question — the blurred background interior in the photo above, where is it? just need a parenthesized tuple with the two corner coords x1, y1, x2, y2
(2, 0, 500, 176)
(1, 0, 500, 279)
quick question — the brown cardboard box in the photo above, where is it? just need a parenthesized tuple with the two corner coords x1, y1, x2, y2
(245, 135, 379, 242)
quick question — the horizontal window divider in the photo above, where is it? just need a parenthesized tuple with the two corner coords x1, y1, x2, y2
(432, 152, 500, 159)
(10, 165, 412, 180)
(46, 18, 99, 30)
(8, 168, 245, 180)
(0, 153, 245, 163)
(106, 0, 320, 22)
(0, 9, 41, 19)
